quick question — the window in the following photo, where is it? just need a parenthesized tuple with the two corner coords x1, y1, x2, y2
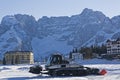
(21, 55, 24, 60)
(27, 55, 30, 60)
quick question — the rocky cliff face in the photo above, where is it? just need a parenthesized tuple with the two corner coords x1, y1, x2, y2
(0, 8, 120, 60)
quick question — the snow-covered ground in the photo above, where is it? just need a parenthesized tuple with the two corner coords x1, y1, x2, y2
(0, 59, 120, 80)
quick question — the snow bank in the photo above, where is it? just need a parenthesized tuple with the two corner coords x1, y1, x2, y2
(0, 63, 120, 80)
(75, 58, 120, 64)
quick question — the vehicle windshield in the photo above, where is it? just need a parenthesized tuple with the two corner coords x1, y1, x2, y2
(46, 56, 52, 66)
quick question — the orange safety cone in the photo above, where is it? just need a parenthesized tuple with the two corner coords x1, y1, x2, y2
(99, 69, 107, 75)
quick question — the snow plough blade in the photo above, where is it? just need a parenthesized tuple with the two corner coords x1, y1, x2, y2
(29, 65, 42, 74)
(99, 69, 107, 75)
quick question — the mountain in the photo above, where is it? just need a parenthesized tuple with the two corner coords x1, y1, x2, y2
(0, 8, 120, 61)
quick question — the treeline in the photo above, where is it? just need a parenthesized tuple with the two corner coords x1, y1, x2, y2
(79, 44, 107, 56)
(69, 44, 107, 59)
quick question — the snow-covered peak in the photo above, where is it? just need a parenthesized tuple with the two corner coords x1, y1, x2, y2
(14, 14, 36, 23)
(81, 8, 105, 16)
(1, 15, 18, 26)
(80, 8, 106, 22)
(81, 8, 93, 15)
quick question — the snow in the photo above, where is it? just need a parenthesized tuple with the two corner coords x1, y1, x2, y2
(76, 58, 120, 64)
(0, 25, 20, 58)
(82, 30, 115, 47)
(31, 37, 73, 60)
(0, 59, 120, 80)
(1, 15, 18, 26)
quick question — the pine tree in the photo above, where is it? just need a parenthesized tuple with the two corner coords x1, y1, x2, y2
(3, 57, 6, 65)
(69, 52, 72, 59)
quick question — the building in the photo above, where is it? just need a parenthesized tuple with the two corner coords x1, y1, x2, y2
(4, 51, 34, 65)
(0, 60, 2, 64)
(72, 53, 83, 60)
(106, 38, 120, 54)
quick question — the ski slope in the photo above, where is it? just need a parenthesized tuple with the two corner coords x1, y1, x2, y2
(0, 63, 120, 80)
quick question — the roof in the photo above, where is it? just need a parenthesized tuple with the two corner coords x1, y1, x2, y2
(106, 39, 111, 42)
(5, 51, 33, 54)
(116, 38, 120, 41)
(106, 38, 120, 44)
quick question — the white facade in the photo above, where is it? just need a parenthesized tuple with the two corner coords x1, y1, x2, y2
(4, 51, 34, 65)
(106, 39, 120, 54)
(72, 53, 83, 60)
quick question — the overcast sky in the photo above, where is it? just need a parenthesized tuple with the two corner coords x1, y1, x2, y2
(0, 0, 120, 21)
